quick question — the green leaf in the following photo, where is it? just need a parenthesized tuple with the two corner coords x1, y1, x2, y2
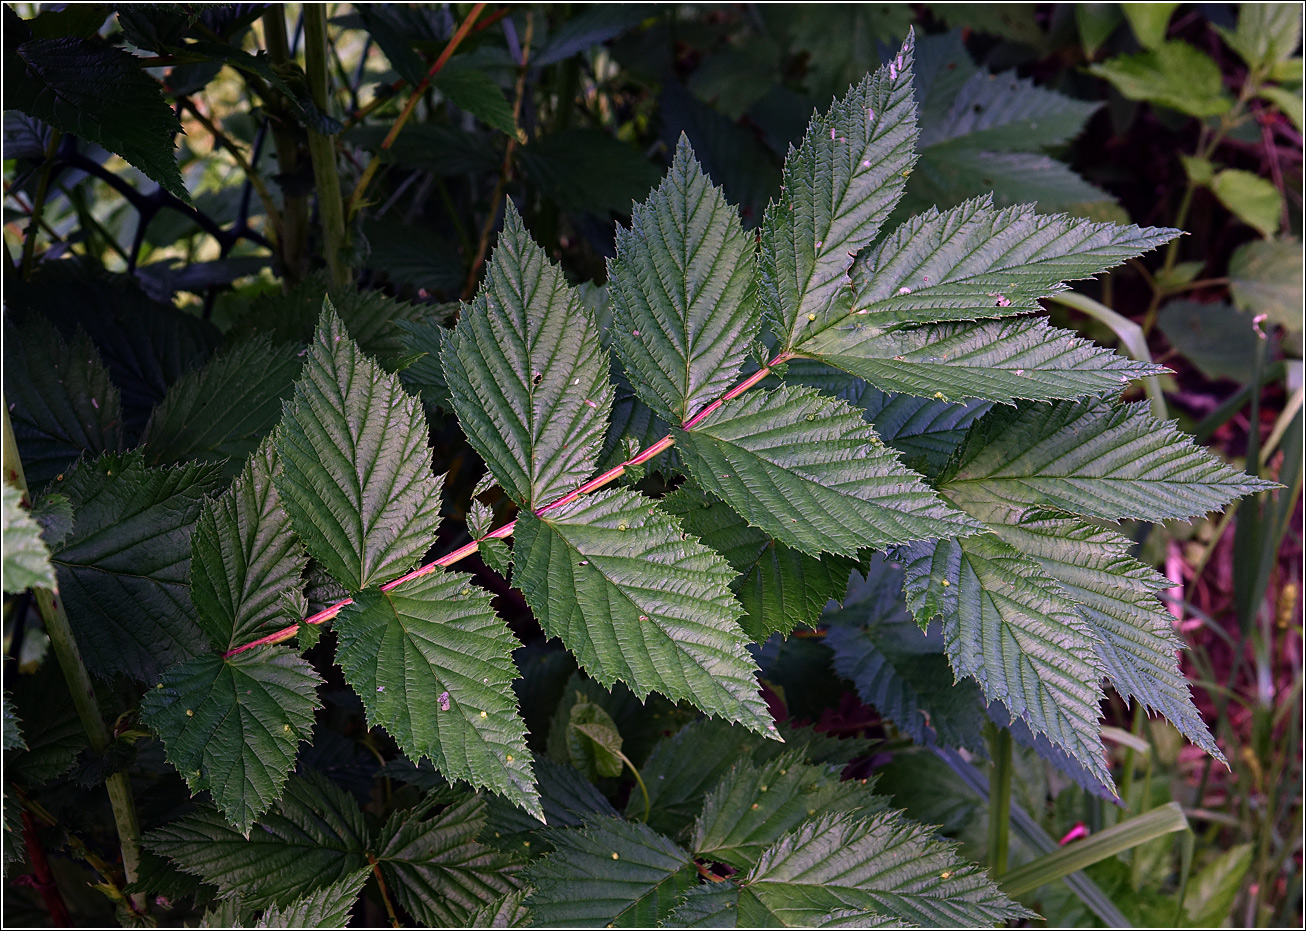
(691, 751, 878, 871)
(396, 318, 453, 411)
(1257, 84, 1304, 134)
(796, 316, 1165, 404)
(273, 304, 442, 592)
(468, 889, 531, 928)
(525, 817, 697, 927)
(1229, 238, 1303, 331)
(253, 868, 369, 928)
(3, 694, 25, 752)
(1121, 3, 1178, 49)
(1088, 42, 1231, 118)
(825, 199, 1177, 331)
(987, 515, 1221, 760)
(6, 665, 87, 785)
(898, 532, 1113, 788)
(2, 484, 56, 593)
(1157, 301, 1266, 383)
(442, 204, 614, 509)
(5, 37, 188, 200)
(143, 770, 370, 909)
(682, 810, 1029, 926)
(434, 64, 517, 136)
(333, 571, 540, 818)
(516, 129, 661, 216)
(140, 649, 322, 835)
(3, 317, 124, 488)
(1216, 2, 1303, 70)
(919, 70, 1100, 153)
(375, 795, 523, 927)
(567, 701, 625, 780)
(677, 385, 981, 557)
(937, 398, 1278, 523)
(1211, 168, 1284, 238)
(661, 485, 856, 640)
(761, 34, 918, 351)
(907, 150, 1110, 218)
(1183, 842, 1254, 926)
(141, 336, 303, 467)
(51, 451, 222, 681)
(515, 488, 774, 734)
(609, 135, 760, 425)
(189, 437, 309, 650)
(1076, 4, 1123, 57)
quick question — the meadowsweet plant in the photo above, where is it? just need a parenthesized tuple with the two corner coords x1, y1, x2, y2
(4, 32, 1275, 929)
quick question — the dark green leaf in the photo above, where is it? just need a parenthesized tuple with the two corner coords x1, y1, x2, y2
(254, 868, 369, 928)
(567, 701, 624, 780)
(434, 64, 517, 136)
(517, 129, 661, 216)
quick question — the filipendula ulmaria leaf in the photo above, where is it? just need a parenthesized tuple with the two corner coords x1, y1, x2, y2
(676, 385, 981, 557)
(141, 650, 322, 835)
(442, 203, 614, 509)
(253, 868, 369, 928)
(691, 750, 880, 871)
(797, 316, 1166, 404)
(468, 889, 531, 928)
(609, 135, 760, 425)
(50, 451, 222, 680)
(826, 198, 1179, 331)
(374, 795, 522, 927)
(5, 36, 188, 200)
(3, 317, 124, 488)
(991, 515, 1222, 760)
(332, 571, 541, 819)
(273, 304, 442, 592)
(189, 437, 309, 650)
(678, 809, 1028, 926)
(898, 533, 1113, 789)
(662, 485, 857, 640)
(143, 770, 370, 909)
(514, 488, 774, 735)
(141, 335, 303, 467)
(525, 816, 697, 928)
(2, 484, 56, 593)
(938, 398, 1279, 523)
(762, 34, 919, 350)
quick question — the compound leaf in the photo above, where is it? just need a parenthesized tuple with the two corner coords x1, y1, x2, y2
(189, 438, 309, 650)
(515, 488, 773, 735)
(2, 484, 55, 593)
(609, 135, 760, 425)
(274, 305, 442, 592)
(442, 204, 613, 509)
(51, 451, 222, 681)
(467, 889, 531, 928)
(939, 398, 1278, 523)
(798, 316, 1165, 404)
(141, 649, 322, 835)
(333, 571, 540, 818)
(254, 868, 369, 928)
(677, 385, 981, 556)
(525, 817, 697, 928)
(898, 533, 1113, 788)
(762, 35, 918, 350)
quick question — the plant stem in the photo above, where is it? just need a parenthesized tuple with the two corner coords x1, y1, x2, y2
(20, 130, 61, 279)
(987, 725, 1012, 878)
(367, 855, 402, 929)
(616, 749, 651, 823)
(261, 7, 311, 283)
(303, 4, 350, 287)
(2, 401, 146, 914)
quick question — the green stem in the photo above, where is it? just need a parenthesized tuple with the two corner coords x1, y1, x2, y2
(303, 4, 350, 287)
(261, 7, 311, 282)
(2, 401, 146, 914)
(20, 130, 61, 279)
(987, 725, 1012, 879)
(616, 749, 651, 823)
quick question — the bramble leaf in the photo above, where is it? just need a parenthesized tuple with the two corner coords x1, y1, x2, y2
(333, 571, 540, 818)
(2, 484, 55, 593)
(141, 649, 322, 835)
(442, 204, 613, 509)
(253, 868, 369, 928)
(677, 385, 981, 556)
(467, 890, 531, 928)
(515, 488, 774, 735)
(609, 135, 760, 425)
(274, 305, 442, 592)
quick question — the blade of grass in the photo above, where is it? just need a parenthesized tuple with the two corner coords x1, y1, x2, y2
(1047, 291, 1167, 421)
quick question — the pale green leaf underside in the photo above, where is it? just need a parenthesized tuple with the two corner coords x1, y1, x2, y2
(190, 437, 309, 650)
(797, 316, 1165, 404)
(763, 34, 919, 349)
(525, 817, 696, 928)
(940, 398, 1278, 522)
(140, 649, 322, 835)
(274, 305, 442, 592)
(661, 486, 856, 641)
(514, 488, 774, 734)
(2, 484, 56, 593)
(826, 198, 1177, 330)
(334, 571, 540, 819)
(991, 515, 1222, 760)
(254, 868, 369, 928)
(899, 533, 1113, 789)
(678, 385, 981, 557)
(442, 204, 613, 509)
(610, 135, 760, 425)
